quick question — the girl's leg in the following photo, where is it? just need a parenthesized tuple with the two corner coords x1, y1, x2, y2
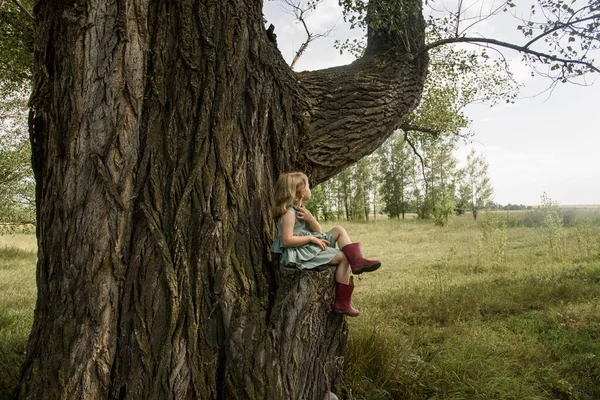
(332, 226, 382, 274)
(330, 226, 351, 248)
(328, 251, 351, 284)
(329, 251, 360, 317)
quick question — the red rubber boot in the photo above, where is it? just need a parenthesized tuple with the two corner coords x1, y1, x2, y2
(333, 279, 360, 317)
(341, 243, 381, 274)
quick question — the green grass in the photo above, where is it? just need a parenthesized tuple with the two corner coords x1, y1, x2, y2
(1, 212, 600, 399)
(0, 235, 37, 399)
(320, 212, 600, 399)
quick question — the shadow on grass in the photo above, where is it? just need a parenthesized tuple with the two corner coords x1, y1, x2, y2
(0, 247, 36, 269)
(0, 309, 29, 399)
(0, 245, 36, 398)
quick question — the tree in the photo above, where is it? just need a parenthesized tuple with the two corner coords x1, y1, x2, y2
(0, 0, 34, 225)
(349, 156, 376, 220)
(13, 0, 600, 399)
(0, 128, 35, 224)
(0, 0, 33, 92)
(378, 131, 414, 219)
(17, 1, 428, 398)
(419, 138, 459, 224)
(459, 149, 494, 220)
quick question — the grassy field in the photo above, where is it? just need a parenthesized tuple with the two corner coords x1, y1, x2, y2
(321, 211, 600, 399)
(0, 234, 37, 399)
(1, 210, 599, 399)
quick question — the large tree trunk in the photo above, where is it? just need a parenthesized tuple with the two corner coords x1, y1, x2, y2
(19, 0, 427, 398)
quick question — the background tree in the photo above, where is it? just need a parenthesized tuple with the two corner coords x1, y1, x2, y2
(304, 181, 327, 220)
(351, 156, 375, 220)
(0, 0, 34, 227)
(0, 0, 33, 91)
(378, 131, 414, 219)
(0, 128, 35, 225)
(459, 149, 494, 220)
(418, 138, 460, 224)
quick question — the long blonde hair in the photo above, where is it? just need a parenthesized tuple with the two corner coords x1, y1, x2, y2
(272, 172, 308, 219)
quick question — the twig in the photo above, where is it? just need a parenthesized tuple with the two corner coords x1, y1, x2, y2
(400, 123, 442, 137)
(524, 13, 600, 48)
(403, 132, 427, 181)
(282, 0, 335, 70)
(10, 0, 33, 20)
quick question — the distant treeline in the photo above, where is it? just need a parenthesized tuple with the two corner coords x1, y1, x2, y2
(305, 132, 494, 226)
(490, 203, 534, 211)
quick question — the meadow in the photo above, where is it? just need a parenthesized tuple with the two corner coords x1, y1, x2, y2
(0, 233, 37, 399)
(1, 209, 599, 399)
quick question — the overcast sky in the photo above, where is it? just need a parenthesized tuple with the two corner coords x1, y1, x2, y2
(263, 0, 600, 206)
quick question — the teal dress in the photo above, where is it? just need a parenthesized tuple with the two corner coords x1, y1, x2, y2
(271, 206, 339, 269)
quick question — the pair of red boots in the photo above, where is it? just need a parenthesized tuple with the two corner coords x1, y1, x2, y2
(333, 243, 381, 317)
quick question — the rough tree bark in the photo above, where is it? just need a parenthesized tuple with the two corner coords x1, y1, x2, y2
(18, 0, 427, 398)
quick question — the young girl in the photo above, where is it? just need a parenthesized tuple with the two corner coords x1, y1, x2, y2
(271, 172, 382, 317)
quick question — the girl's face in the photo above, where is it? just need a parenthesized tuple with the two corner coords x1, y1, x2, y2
(300, 181, 311, 201)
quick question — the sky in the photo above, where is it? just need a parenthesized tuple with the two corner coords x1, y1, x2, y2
(263, 0, 600, 206)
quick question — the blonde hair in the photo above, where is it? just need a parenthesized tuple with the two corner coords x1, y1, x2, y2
(272, 172, 309, 219)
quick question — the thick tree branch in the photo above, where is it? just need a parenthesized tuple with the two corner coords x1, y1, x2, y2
(296, 1, 428, 184)
(297, 52, 429, 185)
(425, 36, 599, 73)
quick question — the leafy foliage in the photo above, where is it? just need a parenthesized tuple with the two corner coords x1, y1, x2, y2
(0, 0, 33, 95)
(0, 1, 34, 225)
(377, 132, 414, 219)
(515, 0, 600, 81)
(0, 126, 35, 225)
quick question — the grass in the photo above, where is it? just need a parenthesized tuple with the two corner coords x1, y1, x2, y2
(320, 212, 600, 399)
(1, 211, 600, 399)
(0, 235, 37, 399)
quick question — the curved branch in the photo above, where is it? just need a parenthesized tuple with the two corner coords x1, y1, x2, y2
(425, 37, 599, 73)
(295, 0, 429, 184)
(296, 52, 428, 184)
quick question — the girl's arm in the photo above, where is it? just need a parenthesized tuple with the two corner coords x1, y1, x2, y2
(281, 210, 324, 248)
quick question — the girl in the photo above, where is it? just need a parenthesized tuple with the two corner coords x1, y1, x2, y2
(271, 172, 382, 317)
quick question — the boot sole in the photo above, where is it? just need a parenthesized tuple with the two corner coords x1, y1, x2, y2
(352, 262, 381, 275)
(333, 309, 360, 317)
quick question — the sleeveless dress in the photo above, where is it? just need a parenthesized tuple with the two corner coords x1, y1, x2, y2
(271, 206, 340, 269)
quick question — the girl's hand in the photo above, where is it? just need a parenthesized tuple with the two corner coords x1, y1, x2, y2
(310, 236, 330, 250)
(297, 206, 316, 223)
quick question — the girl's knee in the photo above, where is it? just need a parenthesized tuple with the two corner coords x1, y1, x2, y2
(331, 251, 347, 264)
(332, 226, 346, 234)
